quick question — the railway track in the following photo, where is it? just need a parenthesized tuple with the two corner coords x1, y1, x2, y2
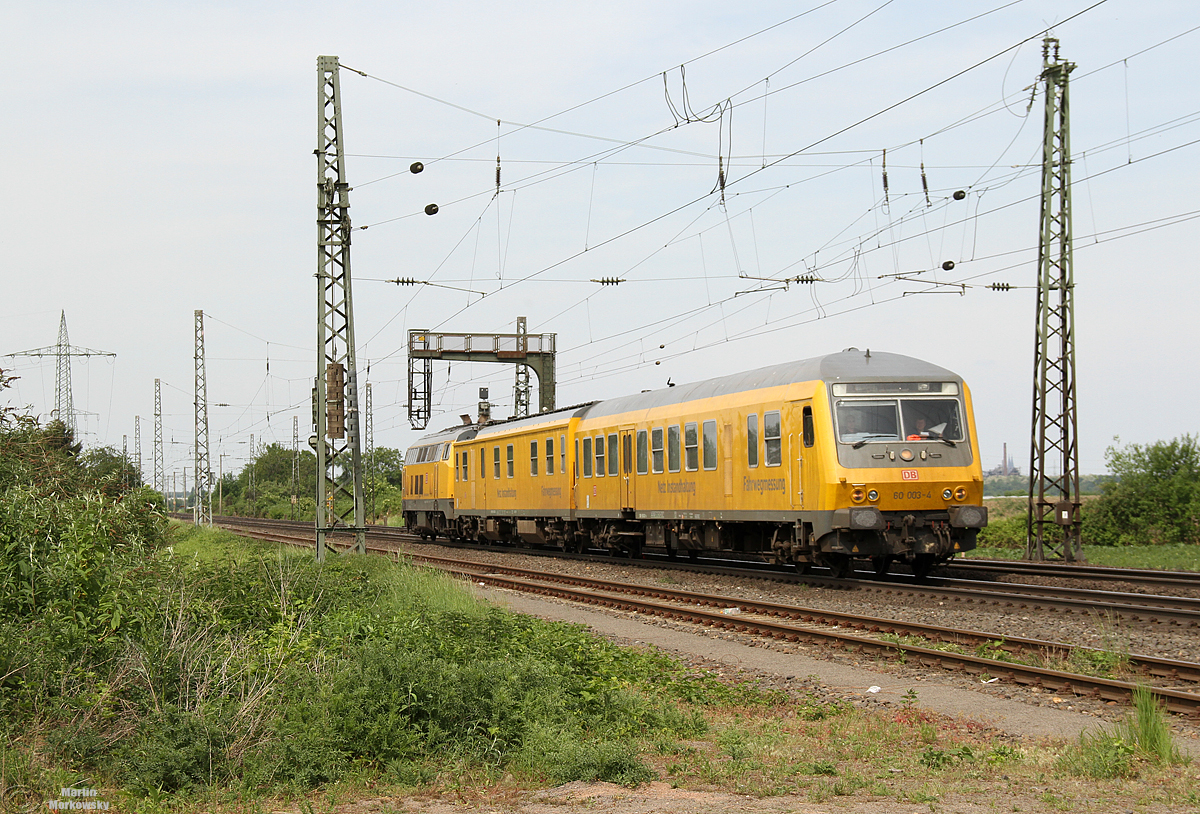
(201, 516, 1200, 626)
(207, 515, 1200, 716)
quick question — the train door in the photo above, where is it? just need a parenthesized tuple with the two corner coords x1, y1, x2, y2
(785, 401, 812, 509)
(619, 426, 635, 510)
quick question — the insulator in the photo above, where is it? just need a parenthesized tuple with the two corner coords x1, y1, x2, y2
(591, 277, 624, 286)
(988, 282, 1013, 291)
(941, 261, 955, 271)
(953, 190, 966, 201)
(425, 203, 439, 216)
(410, 161, 424, 174)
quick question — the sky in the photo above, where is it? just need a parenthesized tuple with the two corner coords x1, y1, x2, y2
(2, 0, 1197, 486)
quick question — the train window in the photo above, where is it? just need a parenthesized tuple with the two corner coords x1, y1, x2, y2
(747, 414, 759, 468)
(455, 453, 460, 481)
(546, 437, 554, 475)
(899, 399, 965, 442)
(764, 411, 782, 467)
(442, 444, 452, 461)
(479, 448, 485, 481)
(574, 439, 579, 478)
(594, 435, 605, 477)
(493, 446, 501, 479)
(583, 437, 593, 477)
(608, 433, 619, 476)
(530, 440, 538, 476)
(464, 451, 470, 480)
(560, 435, 566, 475)
(684, 423, 699, 471)
(623, 433, 632, 474)
(506, 444, 514, 478)
(836, 400, 901, 443)
(637, 430, 649, 474)
(703, 420, 717, 470)
(803, 407, 814, 448)
(668, 425, 681, 473)
(651, 428, 664, 473)
(432, 443, 441, 461)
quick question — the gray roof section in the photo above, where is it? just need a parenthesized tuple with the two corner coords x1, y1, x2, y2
(580, 350, 961, 420)
(414, 424, 482, 445)
(474, 403, 596, 440)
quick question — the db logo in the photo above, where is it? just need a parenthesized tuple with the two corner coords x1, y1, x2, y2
(901, 469, 919, 481)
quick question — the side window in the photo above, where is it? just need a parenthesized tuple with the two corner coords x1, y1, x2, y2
(583, 437, 593, 477)
(607, 433, 618, 475)
(574, 439, 579, 477)
(637, 430, 649, 475)
(506, 444, 514, 478)
(764, 410, 782, 467)
(479, 448, 485, 481)
(594, 435, 605, 478)
(463, 451, 469, 481)
(560, 434, 566, 475)
(703, 420, 717, 470)
(803, 406, 814, 448)
(622, 433, 632, 474)
(684, 422, 699, 471)
(747, 414, 759, 468)
(530, 440, 538, 476)
(455, 452, 461, 481)
(442, 443, 451, 461)
(651, 428, 664, 474)
(667, 425, 681, 473)
(493, 446, 500, 479)
(546, 437, 554, 475)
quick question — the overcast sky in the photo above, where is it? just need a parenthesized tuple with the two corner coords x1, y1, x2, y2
(3, 0, 1197, 485)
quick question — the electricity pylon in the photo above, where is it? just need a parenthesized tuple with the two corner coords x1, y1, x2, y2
(5, 311, 114, 438)
(1026, 37, 1083, 563)
(314, 55, 366, 560)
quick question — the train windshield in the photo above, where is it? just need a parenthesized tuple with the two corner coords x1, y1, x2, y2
(836, 398, 965, 444)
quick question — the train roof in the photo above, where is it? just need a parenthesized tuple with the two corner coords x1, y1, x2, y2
(580, 350, 961, 420)
(410, 423, 482, 447)
(473, 402, 596, 439)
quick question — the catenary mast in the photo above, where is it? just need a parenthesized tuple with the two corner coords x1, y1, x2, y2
(1026, 38, 1083, 562)
(315, 55, 366, 560)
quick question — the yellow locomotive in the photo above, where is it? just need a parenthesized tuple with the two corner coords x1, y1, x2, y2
(403, 349, 987, 577)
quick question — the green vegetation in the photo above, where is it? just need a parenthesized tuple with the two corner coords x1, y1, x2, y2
(215, 443, 406, 523)
(4, 523, 773, 809)
(1059, 686, 1188, 779)
(1086, 435, 1200, 547)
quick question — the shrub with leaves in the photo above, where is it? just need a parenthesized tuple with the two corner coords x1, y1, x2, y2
(1085, 435, 1200, 546)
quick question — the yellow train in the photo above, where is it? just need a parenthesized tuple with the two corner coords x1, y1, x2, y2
(403, 349, 987, 578)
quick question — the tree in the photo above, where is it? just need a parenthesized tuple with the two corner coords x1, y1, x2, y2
(1085, 436, 1200, 546)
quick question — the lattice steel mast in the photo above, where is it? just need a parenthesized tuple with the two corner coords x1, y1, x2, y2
(154, 379, 164, 494)
(134, 415, 141, 484)
(315, 55, 366, 559)
(194, 310, 212, 526)
(513, 316, 531, 418)
(1026, 37, 1082, 562)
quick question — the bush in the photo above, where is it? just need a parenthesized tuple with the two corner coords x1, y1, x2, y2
(1085, 436, 1200, 546)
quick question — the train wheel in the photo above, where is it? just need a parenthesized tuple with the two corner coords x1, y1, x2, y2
(688, 549, 699, 561)
(912, 554, 935, 581)
(824, 554, 852, 579)
(666, 546, 677, 559)
(872, 556, 892, 578)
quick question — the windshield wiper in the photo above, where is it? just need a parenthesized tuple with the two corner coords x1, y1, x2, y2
(851, 434, 894, 449)
(939, 437, 956, 448)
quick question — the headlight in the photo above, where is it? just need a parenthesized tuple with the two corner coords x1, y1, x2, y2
(851, 488, 866, 503)
(955, 486, 967, 501)
(942, 488, 953, 500)
(867, 489, 879, 502)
